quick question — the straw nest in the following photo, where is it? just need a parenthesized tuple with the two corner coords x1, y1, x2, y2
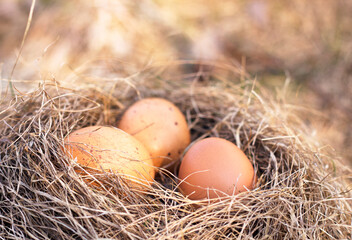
(1, 62, 351, 240)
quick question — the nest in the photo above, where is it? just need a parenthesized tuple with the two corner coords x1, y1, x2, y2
(1, 62, 351, 240)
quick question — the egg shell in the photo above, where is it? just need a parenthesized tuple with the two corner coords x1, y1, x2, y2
(63, 126, 155, 189)
(178, 137, 256, 200)
(118, 98, 191, 168)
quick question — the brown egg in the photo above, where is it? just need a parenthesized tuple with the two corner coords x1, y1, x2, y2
(63, 126, 155, 189)
(178, 137, 256, 200)
(118, 98, 191, 168)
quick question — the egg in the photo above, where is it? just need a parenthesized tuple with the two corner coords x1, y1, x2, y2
(178, 137, 256, 200)
(63, 126, 155, 189)
(118, 98, 191, 168)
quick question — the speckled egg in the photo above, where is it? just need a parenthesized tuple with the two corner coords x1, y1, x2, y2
(63, 126, 155, 189)
(118, 98, 191, 168)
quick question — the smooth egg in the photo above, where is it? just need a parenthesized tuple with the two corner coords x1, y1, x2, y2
(178, 137, 256, 200)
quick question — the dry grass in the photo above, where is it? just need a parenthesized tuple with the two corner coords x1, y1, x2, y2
(1, 1, 352, 238)
(1, 62, 351, 239)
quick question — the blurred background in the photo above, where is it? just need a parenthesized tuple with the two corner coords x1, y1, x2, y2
(0, 0, 351, 164)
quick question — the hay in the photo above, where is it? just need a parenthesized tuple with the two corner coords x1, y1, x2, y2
(1, 62, 351, 239)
